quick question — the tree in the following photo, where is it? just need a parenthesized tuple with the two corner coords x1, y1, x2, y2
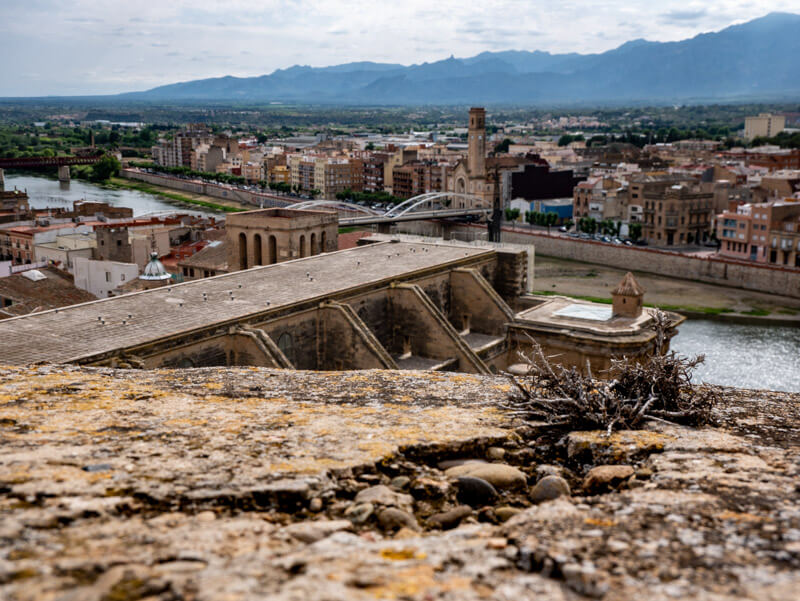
(90, 155, 121, 181)
(365, 142, 375, 151)
(629, 223, 643, 242)
(493, 138, 512, 154)
(545, 211, 558, 233)
(504, 207, 520, 222)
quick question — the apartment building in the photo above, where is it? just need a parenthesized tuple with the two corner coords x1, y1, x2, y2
(152, 126, 212, 168)
(717, 200, 800, 267)
(0, 222, 95, 265)
(744, 113, 786, 140)
(637, 174, 713, 246)
(572, 177, 628, 221)
(392, 161, 449, 199)
(288, 155, 363, 198)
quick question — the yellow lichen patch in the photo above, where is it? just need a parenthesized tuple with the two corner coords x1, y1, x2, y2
(365, 565, 470, 599)
(569, 429, 676, 461)
(584, 517, 617, 527)
(204, 382, 223, 390)
(379, 548, 427, 561)
(164, 418, 208, 428)
(716, 510, 764, 523)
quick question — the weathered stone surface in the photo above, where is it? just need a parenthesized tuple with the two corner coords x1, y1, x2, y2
(495, 506, 522, 522)
(354, 485, 414, 511)
(1, 366, 799, 601)
(426, 505, 473, 530)
(284, 519, 352, 543)
(487, 446, 506, 461)
(530, 475, 571, 503)
(582, 465, 635, 493)
(389, 475, 410, 490)
(445, 463, 527, 490)
(410, 477, 450, 499)
(344, 502, 374, 524)
(377, 507, 419, 532)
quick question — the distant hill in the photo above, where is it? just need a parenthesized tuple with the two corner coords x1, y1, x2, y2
(121, 13, 800, 105)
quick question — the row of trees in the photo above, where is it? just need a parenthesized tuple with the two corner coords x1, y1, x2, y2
(334, 188, 403, 206)
(132, 164, 247, 186)
(504, 208, 563, 233)
(574, 217, 643, 241)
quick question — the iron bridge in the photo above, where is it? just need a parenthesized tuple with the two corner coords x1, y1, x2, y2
(287, 192, 491, 226)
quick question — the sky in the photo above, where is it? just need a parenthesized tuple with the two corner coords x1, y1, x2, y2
(1, 0, 798, 96)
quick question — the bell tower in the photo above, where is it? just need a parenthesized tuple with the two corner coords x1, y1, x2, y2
(468, 107, 486, 178)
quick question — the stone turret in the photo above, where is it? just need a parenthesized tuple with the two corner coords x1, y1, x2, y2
(612, 272, 645, 318)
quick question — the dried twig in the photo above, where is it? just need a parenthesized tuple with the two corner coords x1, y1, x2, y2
(503, 311, 718, 433)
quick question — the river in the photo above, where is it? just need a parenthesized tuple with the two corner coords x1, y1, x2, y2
(672, 318, 800, 392)
(3, 173, 221, 218)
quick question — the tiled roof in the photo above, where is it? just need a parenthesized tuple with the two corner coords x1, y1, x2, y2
(0, 267, 97, 319)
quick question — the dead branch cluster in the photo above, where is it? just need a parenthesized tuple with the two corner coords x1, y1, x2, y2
(504, 311, 718, 433)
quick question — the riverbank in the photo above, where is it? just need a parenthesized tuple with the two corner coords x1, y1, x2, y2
(533, 256, 800, 323)
(107, 177, 247, 213)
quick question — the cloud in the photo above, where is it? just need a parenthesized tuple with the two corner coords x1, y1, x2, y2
(65, 17, 104, 24)
(660, 9, 709, 23)
(0, 0, 792, 95)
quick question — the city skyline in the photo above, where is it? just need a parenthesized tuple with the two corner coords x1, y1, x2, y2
(1, 1, 797, 96)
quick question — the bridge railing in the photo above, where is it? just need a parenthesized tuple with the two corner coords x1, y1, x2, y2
(0, 156, 103, 169)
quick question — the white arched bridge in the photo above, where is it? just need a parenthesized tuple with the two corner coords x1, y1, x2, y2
(287, 192, 492, 227)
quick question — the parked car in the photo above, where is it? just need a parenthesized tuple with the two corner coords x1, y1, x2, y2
(558, 226, 568, 232)
(634, 239, 648, 246)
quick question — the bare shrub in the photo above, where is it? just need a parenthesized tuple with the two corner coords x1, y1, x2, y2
(504, 311, 718, 433)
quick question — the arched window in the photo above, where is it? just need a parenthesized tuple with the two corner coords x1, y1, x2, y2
(320, 231, 327, 253)
(456, 177, 466, 194)
(253, 233, 263, 266)
(238, 232, 247, 270)
(299, 235, 306, 258)
(310, 232, 317, 256)
(268, 235, 277, 264)
(277, 332, 293, 361)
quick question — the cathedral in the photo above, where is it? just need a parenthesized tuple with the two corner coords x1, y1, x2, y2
(447, 107, 497, 209)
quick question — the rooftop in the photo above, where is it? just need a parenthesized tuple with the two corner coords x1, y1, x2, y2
(0, 266, 97, 319)
(515, 296, 663, 338)
(0, 241, 492, 364)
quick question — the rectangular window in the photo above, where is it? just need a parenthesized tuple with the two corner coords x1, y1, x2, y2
(105, 272, 111, 282)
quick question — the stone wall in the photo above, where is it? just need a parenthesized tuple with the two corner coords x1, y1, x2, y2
(121, 169, 292, 209)
(398, 222, 800, 299)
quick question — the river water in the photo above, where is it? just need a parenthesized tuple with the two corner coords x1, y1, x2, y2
(671, 319, 800, 392)
(3, 173, 220, 218)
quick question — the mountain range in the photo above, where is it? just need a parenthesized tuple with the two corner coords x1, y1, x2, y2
(123, 13, 800, 105)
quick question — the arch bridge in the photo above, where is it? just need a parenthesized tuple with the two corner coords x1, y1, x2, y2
(286, 192, 491, 226)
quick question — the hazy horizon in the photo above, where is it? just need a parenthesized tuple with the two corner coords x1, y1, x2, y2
(1, 1, 798, 97)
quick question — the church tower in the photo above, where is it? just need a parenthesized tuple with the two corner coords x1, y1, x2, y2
(468, 107, 486, 178)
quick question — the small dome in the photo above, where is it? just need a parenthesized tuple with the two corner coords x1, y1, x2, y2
(140, 252, 172, 281)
